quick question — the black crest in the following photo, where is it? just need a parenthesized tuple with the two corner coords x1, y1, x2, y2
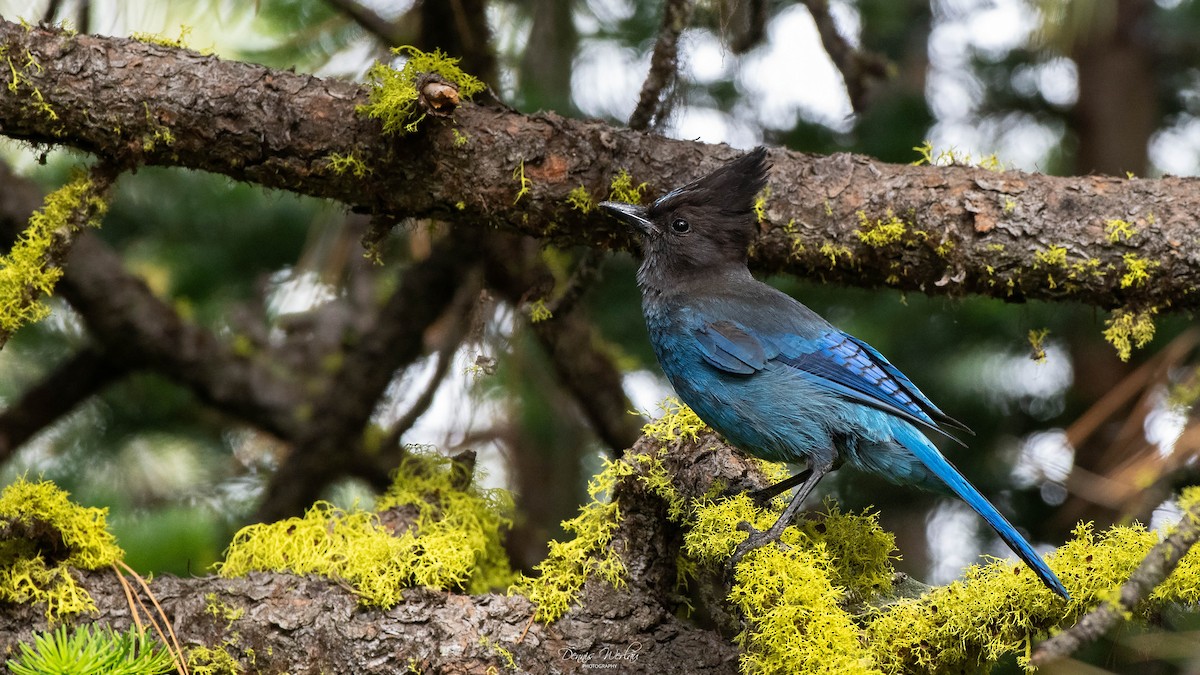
(649, 146, 770, 219)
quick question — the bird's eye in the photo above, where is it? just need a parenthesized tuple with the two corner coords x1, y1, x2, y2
(671, 218, 690, 234)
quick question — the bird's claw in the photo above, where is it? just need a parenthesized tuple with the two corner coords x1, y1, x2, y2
(727, 521, 788, 568)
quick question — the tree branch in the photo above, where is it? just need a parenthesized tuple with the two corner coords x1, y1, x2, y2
(254, 232, 480, 521)
(800, 0, 890, 113)
(1031, 495, 1200, 666)
(2, 20, 1197, 314)
(628, 0, 694, 131)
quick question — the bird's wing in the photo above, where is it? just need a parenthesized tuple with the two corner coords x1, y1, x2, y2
(693, 320, 969, 439)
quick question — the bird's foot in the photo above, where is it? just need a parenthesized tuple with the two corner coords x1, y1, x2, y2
(728, 520, 789, 567)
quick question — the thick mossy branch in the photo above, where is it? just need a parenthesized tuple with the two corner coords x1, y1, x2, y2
(0, 169, 111, 343)
(0, 478, 124, 618)
(514, 458, 634, 622)
(216, 451, 515, 606)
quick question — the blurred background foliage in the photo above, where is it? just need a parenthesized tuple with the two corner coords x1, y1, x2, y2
(3, 0, 1200, 669)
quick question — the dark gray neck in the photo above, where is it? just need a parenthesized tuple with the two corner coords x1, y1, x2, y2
(636, 256, 754, 305)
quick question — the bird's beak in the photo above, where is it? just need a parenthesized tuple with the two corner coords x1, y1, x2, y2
(599, 201, 654, 236)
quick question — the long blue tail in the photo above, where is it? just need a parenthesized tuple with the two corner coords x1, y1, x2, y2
(894, 425, 1069, 598)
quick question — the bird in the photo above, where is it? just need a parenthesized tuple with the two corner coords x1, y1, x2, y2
(599, 146, 1068, 598)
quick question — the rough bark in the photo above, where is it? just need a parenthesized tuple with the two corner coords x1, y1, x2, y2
(0, 433, 762, 674)
(1, 20, 1198, 314)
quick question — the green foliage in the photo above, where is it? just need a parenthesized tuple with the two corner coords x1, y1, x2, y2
(514, 458, 633, 622)
(216, 452, 515, 606)
(359, 46, 485, 135)
(0, 174, 107, 336)
(8, 624, 175, 675)
(0, 478, 124, 618)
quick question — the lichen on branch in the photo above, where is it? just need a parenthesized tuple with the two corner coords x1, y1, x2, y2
(358, 46, 485, 135)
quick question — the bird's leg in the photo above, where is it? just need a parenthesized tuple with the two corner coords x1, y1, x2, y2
(729, 458, 832, 565)
(747, 467, 811, 507)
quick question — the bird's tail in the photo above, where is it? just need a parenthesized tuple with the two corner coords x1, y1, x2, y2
(893, 424, 1070, 599)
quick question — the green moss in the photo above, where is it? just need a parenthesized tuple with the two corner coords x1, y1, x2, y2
(452, 128, 469, 147)
(0, 478, 124, 619)
(565, 185, 595, 214)
(0, 173, 109, 338)
(358, 46, 485, 135)
(325, 152, 371, 178)
(217, 452, 515, 606)
(1120, 253, 1157, 289)
(855, 210, 907, 247)
(514, 458, 634, 622)
(1103, 308, 1156, 361)
(1105, 218, 1137, 243)
(608, 169, 649, 205)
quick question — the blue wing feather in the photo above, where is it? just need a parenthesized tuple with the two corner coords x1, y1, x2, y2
(693, 321, 965, 442)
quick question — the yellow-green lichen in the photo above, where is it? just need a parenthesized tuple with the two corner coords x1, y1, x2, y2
(514, 458, 634, 622)
(0, 478, 124, 619)
(608, 169, 649, 205)
(855, 210, 907, 247)
(325, 152, 371, 178)
(187, 642, 243, 675)
(204, 592, 245, 629)
(1003, 197, 1016, 213)
(1120, 253, 1158, 289)
(1105, 218, 1137, 243)
(1033, 244, 1068, 268)
(640, 397, 709, 443)
(1028, 328, 1050, 363)
(359, 46, 485, 135)
(754, 187, 771, 224)
(819, 242, 853, 267)
(528, 298, 552, 323)
(216, 452, 515, 606)
(911, 140, 1002, 171)
(1103, 308, 1156, 362)
(512, 160, 531, 204)
(130, 25, 194, 49)
(565, 185, 595, 214)
(452, 128, 469, 147)
(0, 173, 109, 338)
(4, 48, 57, 124)
(683, 494, 893, 674)
(479, 636, 518, 672)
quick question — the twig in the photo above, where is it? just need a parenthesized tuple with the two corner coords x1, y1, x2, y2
(799, 0, 889, 114)
(323, 0, 408, 46)
(628, 0, 695, 131)
(1031, 495, 1200, 666)
(543, 249, 602, 319)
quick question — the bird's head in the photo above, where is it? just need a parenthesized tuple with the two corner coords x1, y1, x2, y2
(600, 147, 769, 278)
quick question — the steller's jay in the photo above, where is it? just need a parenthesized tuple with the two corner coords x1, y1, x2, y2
(600, 146, 1068, 598)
